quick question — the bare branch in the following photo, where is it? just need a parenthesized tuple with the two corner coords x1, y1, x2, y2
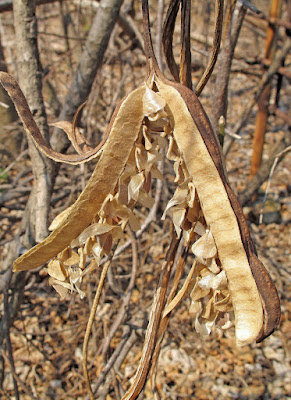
(211, 1, 247, 133)
(13, 0, 53, 243)
(238, 130, 291, 205)
(0, 0, 68, 13)
(195, 0, 224, 96)
(50, 0, 124, 154)
(224, 36, 291, 155)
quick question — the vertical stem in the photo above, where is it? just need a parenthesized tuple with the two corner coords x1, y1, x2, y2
(3, 271, 19, 400)
(161, 0, 181, 82)
(195, 0, 224, 96)
(250, 0, 281, 178)
(222, 0, 236, 43)
(59, 0, 73, 72)
(13, 0, 54, 243)
(121, 234, 180, 400)
(50, 0, 124, 152)
(0, 31, 18, 125)
(155, 0, 164, 70)
(210, 1, 246, 135)
(180, 0, 192, 89)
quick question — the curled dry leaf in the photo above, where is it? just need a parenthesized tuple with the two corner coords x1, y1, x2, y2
(47, 259, 67, 281)
(192, 229, 217, 262)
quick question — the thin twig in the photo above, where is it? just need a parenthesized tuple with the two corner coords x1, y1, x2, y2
(121, 234, 180, 400)
(118, 12, 144, 51)
(84, 314, 146, 400)
(101, 228, 139, 361)
(1, 350, 41, 400)
(162, 0, 181, 82)
(2, 270, 19, 400)
(180, 0, 192, 89)
(259, 145, 291, 224)
(195, 0, 224, 96)
(224, 36, 291, 155)
(0, 150, 29, 176)
(83, 241, 120, 400)
(238, 130, 291, 205)
(151, 231, 196, 399)
(93, 326, 131, 394)
(155, 0, 165, 69)
(211, 0, 246, 133)
(240, 0, 262, 15)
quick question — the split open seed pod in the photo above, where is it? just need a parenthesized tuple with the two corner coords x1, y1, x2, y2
(142, 0, 280, 346)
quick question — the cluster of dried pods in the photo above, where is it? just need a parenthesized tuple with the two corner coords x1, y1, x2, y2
(0, 0, 281, 398)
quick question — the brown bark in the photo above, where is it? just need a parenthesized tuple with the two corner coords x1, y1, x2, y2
(210, 1, 246, 135)
(0, 1, 54, 374)
(13, 0, 54, 244)
(250, 85, 271, 177)
(155, 0, 164, 69)
(0, 0, 66, 13)
(223, 36, 291, 156)
(250, 0, 281, 178)
(180, 0, 192, 89)
(238, 130, 291, 206)
(50, 0, 124, 153)
(0, 31, 17, 125)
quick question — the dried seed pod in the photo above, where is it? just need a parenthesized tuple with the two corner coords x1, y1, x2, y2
(13, 85, 146, 271)
(155, 77, 280, 345)
(141, 0, 280, 346)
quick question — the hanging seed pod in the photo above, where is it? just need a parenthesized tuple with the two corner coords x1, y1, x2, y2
(0, 0, 280, 353)
(10, 85, 145, 271)
(142, 0, 280, 346)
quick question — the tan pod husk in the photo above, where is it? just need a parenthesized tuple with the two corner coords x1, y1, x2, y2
(13, 85, 146, 271)
(155, 78, 279, 346)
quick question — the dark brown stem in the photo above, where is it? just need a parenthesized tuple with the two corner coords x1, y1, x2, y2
(155, 0, 165, 69)
(142, 0, 160, 77)
(211, 1, 246, 133)
(180, 0, 192, 89)
(2, 271, 19, 400)
(162, 0, 181, 82)
(195, 0, 224, 96)
(121, 234, 180, 400)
